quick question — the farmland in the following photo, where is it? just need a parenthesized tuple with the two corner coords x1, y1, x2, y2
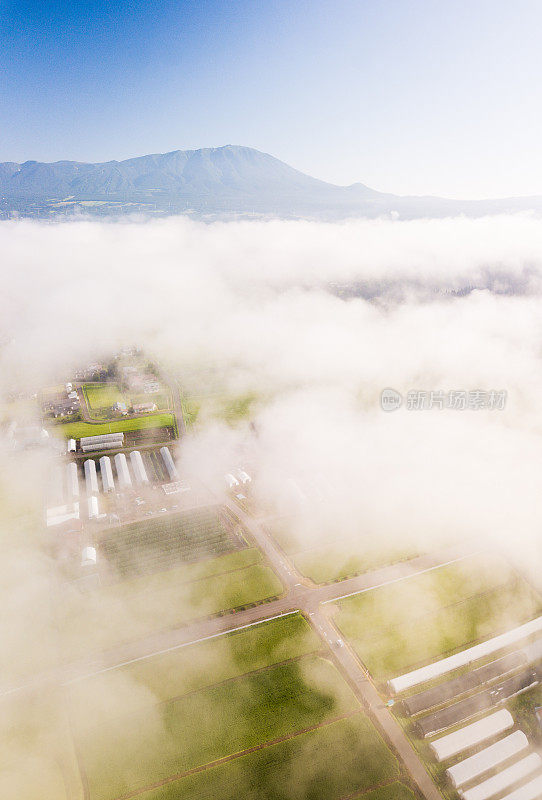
(83, 382, 172, 421)
(68, 613, 402, 800)
(269, 518, 420, 584)
(334, 554, 542, 682)
(96, 506, 243, 579)
(180, 390, 263, 428)
(50, 412, 176, 439)
(354, 784, 416, 800)
(59, 546, 284, 657)
(84, 382, 127, 411)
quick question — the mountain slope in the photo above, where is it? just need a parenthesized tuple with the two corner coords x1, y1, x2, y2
(1, 145, 542, 219)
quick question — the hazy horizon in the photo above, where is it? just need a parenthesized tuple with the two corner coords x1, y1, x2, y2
(3, 0, 542, 200)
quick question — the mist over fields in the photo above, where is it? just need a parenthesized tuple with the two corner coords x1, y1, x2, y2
(2, 212, 542, 796)
(2, 212, 542, 571)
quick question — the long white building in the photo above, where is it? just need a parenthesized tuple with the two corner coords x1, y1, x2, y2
(389, 616, 542, 694)
(160, 446, 178, 481)
(99, 456, 115, 493)
(88, 495, 99, 519)
(460, 753, 542, 800)
(500, 773, 542, 800)
(84, 459, 99, 494)
(80, 432, 124, 446)
(114, 452, 132, 489)
(130, 450, 148, 484)
(430, 710, 514, 762)
(447, 731, 529, 789)
(66, 462, 79, 498)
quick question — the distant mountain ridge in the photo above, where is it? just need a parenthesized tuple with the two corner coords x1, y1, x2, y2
(1, 144, 542, 219)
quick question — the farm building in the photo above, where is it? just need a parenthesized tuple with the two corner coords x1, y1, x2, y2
(81, 441, 118, 454)
(460, 752, 542, 800)
(67, 438, 76, 453)
(112, 401, 128, 414)
(81, 432, 125, 453)
(81, 433, 124, 447)
(80, 432, 124, 447)
(114, 452, 132, 488)
(225, 473, 239, 489)
(99, 456, 115, 493)
(389, 615, 542, 694)
(447, 731, 529, 788)
(430, 710, 514, 762)
(47, 504, 80, 527)
(88, 495, 99, 520)
(84, 459, 99, 494)
(43, 396, 80, 417)
(500, 774, 542, 800)
(236, 469, 252, 484)
(133, 402, 157, 414)
(160, 446, 178, 480)
(66, 462, 79, 498)
(129, 450, 148, 484)
(81, 546, 97, 566)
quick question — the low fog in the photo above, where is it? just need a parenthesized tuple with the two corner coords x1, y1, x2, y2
(2, 213, 542, 794)
(2, 214, 542, 562)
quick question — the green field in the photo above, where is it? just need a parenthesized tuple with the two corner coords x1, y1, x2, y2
(509, 684, 542, 744)
(292, 543, 420, 584)
(59, 548, 284, 657)
(50, 413, 176, 439)
(334, 554, 542, 682)
(83, 383, 172, 421)
(180, 391, 262, 428)
(269, 519, 420, 584)
(96, 547, 263, 603)
(69, 613, 401, 800)
(98, 506, 241, 579)
(84, 382, 126, 410)
(353, 783, 416, 800)
(181, 395, 200, 426)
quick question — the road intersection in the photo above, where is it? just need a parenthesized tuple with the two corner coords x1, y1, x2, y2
(57, 500, 474, 800)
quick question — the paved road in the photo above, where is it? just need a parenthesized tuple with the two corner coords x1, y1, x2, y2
(310, 608, 444, 800)
(5, 493, 476, 799)
(60, 534, 471, 684)
(58, 504, 473, 800)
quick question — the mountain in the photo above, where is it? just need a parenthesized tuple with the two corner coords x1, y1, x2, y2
(1, 145, 542, 219)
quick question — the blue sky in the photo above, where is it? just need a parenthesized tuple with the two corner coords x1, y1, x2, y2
(1, 0, 542, 198)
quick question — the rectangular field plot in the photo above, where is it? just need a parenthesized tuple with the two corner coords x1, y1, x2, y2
(268, 518, 420, 584)
(97, 506, 243, 580)
(134, 716, 397, 800)
(83, 383, 172, 421)
(52, 414, 176, 439)
(84, 383, 126, 411)
(334, 554, 542, 682)
(68, 613, 321, 718)
(59, 548, 284, 656)
(69, 614, 400, 800)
